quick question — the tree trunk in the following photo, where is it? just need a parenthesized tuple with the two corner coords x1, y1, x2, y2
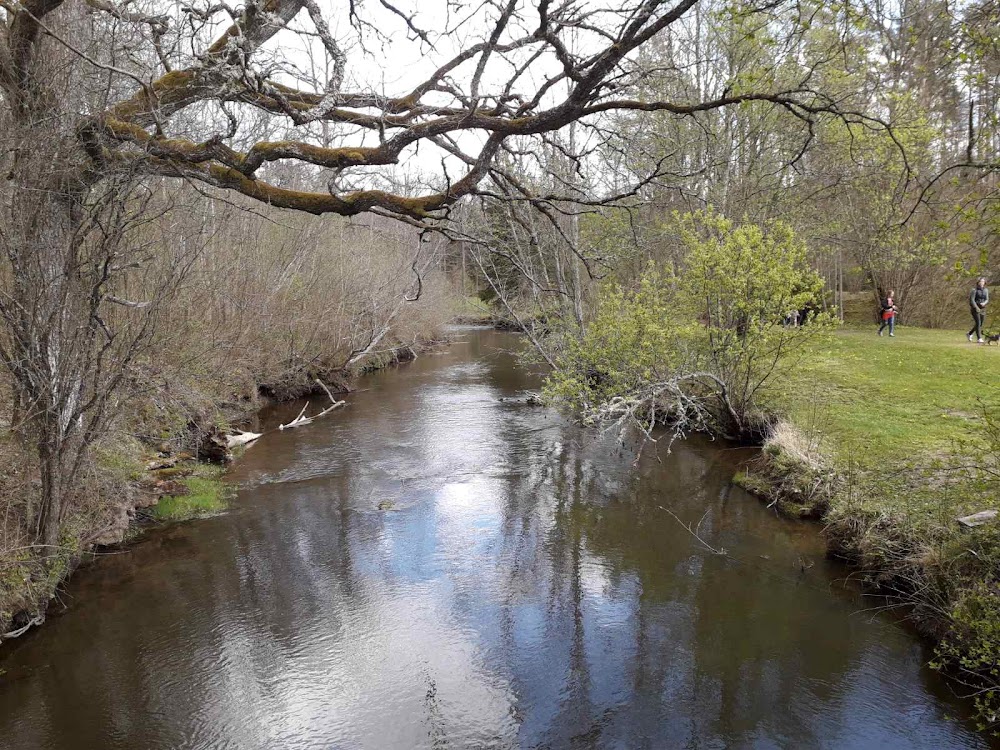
(4, 152, 86, 546)
(37, 436, 65, 548)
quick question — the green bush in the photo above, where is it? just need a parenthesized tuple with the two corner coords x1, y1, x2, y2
(935, 582, 1000, 731)
(546, 210, 832, 437)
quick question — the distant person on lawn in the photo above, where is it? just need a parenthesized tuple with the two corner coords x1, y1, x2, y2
(968, 277, 989, 343)
(878, 290, 898, 337)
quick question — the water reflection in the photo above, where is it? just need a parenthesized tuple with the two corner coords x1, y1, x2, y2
(0, 330, 992, 750)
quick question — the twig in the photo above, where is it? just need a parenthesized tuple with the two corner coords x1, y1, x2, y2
(658, 505, 727, 555)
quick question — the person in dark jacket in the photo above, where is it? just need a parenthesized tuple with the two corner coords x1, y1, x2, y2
(968, 277, 990, 343)
(878, 290, 898, 337)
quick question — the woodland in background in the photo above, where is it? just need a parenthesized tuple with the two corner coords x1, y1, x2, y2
(4, 0, 950, 565)
(461, 0, 1000, 338)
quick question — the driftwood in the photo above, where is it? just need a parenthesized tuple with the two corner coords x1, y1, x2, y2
(2, 614, 44, 640)
(279, 403, 311, 430)
(278, 379, 345, 430)
(226, 430, 263, 449)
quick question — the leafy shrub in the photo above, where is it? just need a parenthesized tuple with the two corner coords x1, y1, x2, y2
(935, 582, 1000, 731)
(546, 210, 832, 439)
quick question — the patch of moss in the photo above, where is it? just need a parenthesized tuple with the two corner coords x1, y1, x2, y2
(151, 465, 232, 521)
(152, 465, 195, 480)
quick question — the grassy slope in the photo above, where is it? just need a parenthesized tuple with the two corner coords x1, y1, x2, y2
(774, 326, 998, 518)
(765, 324, 1000, 726)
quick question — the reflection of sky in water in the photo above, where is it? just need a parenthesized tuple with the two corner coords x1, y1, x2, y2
(246, 585, 519, 750)
(0, 332, 993, 750)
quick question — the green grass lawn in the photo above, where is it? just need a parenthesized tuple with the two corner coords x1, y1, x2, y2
(775, 325, 1000, 469)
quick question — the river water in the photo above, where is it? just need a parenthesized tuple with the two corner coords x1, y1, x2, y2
(0, 329, 993, 749)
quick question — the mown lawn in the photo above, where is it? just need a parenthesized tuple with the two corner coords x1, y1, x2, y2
(774, 325, 1000, 468)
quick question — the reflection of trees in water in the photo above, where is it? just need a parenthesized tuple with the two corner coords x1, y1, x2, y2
(486, 421, 877, 747)
(0, 464, 379, 748)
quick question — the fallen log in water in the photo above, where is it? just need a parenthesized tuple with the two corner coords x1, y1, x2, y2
(226, 431, 263, 449)
(278, 379, 345, 430)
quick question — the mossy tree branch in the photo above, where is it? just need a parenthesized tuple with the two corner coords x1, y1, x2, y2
(17, 0, 896, 222)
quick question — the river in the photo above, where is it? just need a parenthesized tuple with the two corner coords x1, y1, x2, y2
(0, 328, 992, 749)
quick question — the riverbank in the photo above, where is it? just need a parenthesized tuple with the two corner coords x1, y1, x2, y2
(0, 332, 450, 643)
(1, 327, 991, 749)
(737, 325, 1000, 728)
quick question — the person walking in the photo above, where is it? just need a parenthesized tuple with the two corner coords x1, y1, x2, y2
(968, 277, 989, 343)
(878, 290, 898, 337)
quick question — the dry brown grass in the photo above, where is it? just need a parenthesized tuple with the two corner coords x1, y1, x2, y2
(764, 420, 826, 471)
